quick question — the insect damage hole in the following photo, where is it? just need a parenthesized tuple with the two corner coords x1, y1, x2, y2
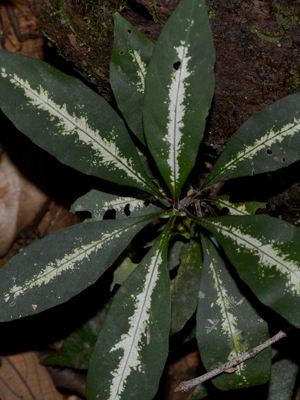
(173, 61, 181, 70)
(266, 149, 273, 155)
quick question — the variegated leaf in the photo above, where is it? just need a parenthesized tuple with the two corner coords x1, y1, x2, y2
(110, 14, 153, 144)
(86, 226, 171, 400)
(197, 237, 271, 389)
(71, 189, 163, 220)
(199, 215, 300, 328)
(143, 0, 215, 200)
(213, 195, 266, 216)
(0, 216, 155, 321)
(171, 240, 202, 334)
(204, 93, 300, 187)
(0, 51, 156, 194)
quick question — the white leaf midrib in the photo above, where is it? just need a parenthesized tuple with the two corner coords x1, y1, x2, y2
(5, 224, 129, 299)
(216, 119, 300, 177)
(208, 250, 242, 360)
(10, 75, 148, 187)
(112, 246, 162, 399)
(209, 221, 299, 281)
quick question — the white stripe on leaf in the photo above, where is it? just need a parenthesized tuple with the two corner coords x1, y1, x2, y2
(102, 197, 145, 213)
(165, 41, 192, 190)
(3, 227, 127, 304)
(209, 221, 300, 296)
(220, 118, 300, 174)
(209, 256, 247, 374)
(209, 258, 247, 375)
(1, 69, 145, 185)
(108, 250, 162, 399)
(129, 50, 147, 94)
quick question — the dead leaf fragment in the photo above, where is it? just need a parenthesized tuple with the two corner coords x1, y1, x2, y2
(0, 352, 65, 400)
(0, 152, 47, 257)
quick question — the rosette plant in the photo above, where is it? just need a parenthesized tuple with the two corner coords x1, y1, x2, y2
(0, 0, 299, 398)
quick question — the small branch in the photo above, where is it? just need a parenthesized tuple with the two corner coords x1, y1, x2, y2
(175, 330, 287, 392)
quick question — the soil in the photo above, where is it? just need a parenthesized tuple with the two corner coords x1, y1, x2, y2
(28, 0, 299, 149)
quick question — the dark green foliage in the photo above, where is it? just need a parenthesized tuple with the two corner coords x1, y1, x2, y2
(0, 0, 299, 398)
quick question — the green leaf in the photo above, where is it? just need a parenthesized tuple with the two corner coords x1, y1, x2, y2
(168, 238, 186, 271)
(171, 240, 202, 334)
(197, 237, 271, 390)
(111, 257, 138, 291)
(86, 225, 171, 400)
(204, 93, 300, 187)
(213, 195, 266, 216)
(143, 0, 215, 200)
(0, 51, 155, 194)
(0, 216, 155, 321)
(267, 358, 298, 400)
(199, 215, 300, 328)
(191, 384, 208, 400)
(110, 14, 154, 144)
(71, 189, 163, 220)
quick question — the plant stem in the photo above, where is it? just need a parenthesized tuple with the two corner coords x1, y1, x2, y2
(175, 330, 287, 392)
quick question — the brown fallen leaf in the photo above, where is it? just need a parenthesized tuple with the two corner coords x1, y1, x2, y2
(0, 352, 66, 400)
(0, 152, 47, 257)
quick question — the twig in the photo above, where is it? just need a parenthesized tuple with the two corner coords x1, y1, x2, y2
(175, 330, 287, 392)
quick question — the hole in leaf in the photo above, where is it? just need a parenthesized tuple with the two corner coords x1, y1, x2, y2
(219, 206, 230, 216)
(127, 29, 132, 34)
(76, 211, 92, 221)
(103, 209, 116, 219)
(124, 204, 131, 216)
(173, 61, 181, 70)
(267, 149, 272, 155)
(282, 157, 286, 162)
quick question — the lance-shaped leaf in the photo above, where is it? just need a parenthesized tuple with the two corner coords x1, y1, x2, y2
(213, 195, 266, 216)
(197, 237, 270, 390)
(86, 226, 171, 400)
(71, 189, 163, 220)
(143, 0, 215, 200)
(204, 93, 300, 187)
(110, 14, 153, 144)
(0, 51, 155, 194)
(267, 358, 299, 400)
(199, 215, 300, 328)
(0, 216, 155, 321)
(171, 240, 202, 334)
